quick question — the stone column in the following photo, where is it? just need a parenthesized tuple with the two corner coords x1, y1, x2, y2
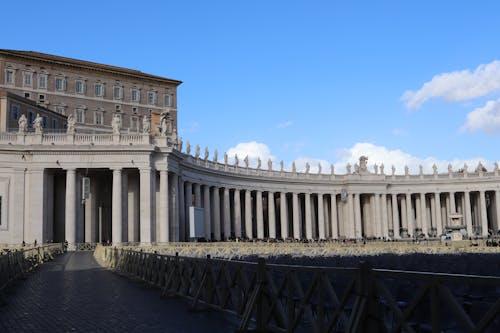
(449, 191, 456, 214)
(317, 193, 325, 240)
(158, 170, 169, 243)
(305, 193, 312, 240)
(233, 189, 241, 238)
(268, 192, 276, 239)
(354, 193, 362, 239)
(280, 192, 288, 239)
(400, 195, 408, 236)
(433, 193, 443, 236)
(203, 185, 211, 240)
(420, 192, 428, 236)
(495, 190, 500, 233)
(406, 193, 414, 237)
(391, 194, 400, 239)
(212, 187, 221, 240)
(256, 190, 264, 239)
(374, 194, 382, 238)
(112, 168, 123, 244)
(170, 173, 179, 241)
(330, 194, 339, 239)
(347, 193, 355, 239)
(464, 191, 473, 237)
(185, 182, 193, 239)
(479, 190, 488, 237)
(244, 190, 252, 239)
(194, 183, 202, 207)
(223, 188, 231, 239)
(292, 192, 300, 239)
(380, 194, 388, 238)
(139, 168, 154, 244)
(65, 168, 76, 247)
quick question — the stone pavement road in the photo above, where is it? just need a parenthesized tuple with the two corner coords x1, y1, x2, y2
(0, 252, 239, 332)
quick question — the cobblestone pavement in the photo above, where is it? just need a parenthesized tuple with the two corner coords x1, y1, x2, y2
(0, 252, 239, 332)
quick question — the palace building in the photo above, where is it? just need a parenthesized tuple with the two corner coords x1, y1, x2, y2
(0, 50, 499, 247)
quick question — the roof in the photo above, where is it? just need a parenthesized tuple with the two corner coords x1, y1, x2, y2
(0, 88, 67, 118)
(0, 49, 182, 86)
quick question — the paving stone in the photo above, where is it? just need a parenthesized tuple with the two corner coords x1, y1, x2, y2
(0, 252, 239, 332)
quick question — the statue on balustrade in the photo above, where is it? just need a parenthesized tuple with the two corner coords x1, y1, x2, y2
(448, 163, 453, 174)
(204, 147, 209, 161)
(142, 114, 151, 134)
(346, 163, 352, 174)
(318, 163, 322, 174)
(476, 162, 486, 173)
(33, 114, 43, 134)
(18, 114, 27, 134)
(224, 152, 228, 165)
(111, 113, 121, 135)
(67, 114, 76, 134)
(280, 160, 284, 172)
(268, 158, 272, 171)
(419, 165, 423, 175)
(257, 157, 262, 170)
(305, 162, 310, 174)
(213, 149, 218, 163)
(380, 163, 385, 175)
(359, 156, 368, 173)
(234, 154, 239, 167)
(186, 141, 191, 155)
(330, 164, 335, 175)
(195, 145, 200, 159)
(159, 111, 173, 136)
(432, 163, 438, 175)
(374, 163, 378, 174)
(292, 162, 297, 173)
(244, 155, 249, 168)
(391, 165, 396, 176)
(404, 165, 409, 176)
(177, 137, 183, 152)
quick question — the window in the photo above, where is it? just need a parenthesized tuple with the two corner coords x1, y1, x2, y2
(24, 92, 31, 99)
(147, 91, 156, 105)
(131, 89, 140, 102)
(39, 94, 45, 103)
(113, 85, 122, 100)
(164, 94, 172, 107)
(75, 80, 85, 94)
(38, 74, 47, 90)
(52, 119, 58, 128)
(132, 107, 138, 115)
(76, 109, 85, 123)
(95, 111, 103, 125)
(23, 72, 32, 87)
(28, 111, 34, 125)
(94, 83, 104, 97)
(42, 116, 48, 128)
(55, 77, 66, 91)
(130, 116, 139, 132)
(11, 104, 20, 120)
(5, 69, 14, 84)
(55, 106, 65, 115)
(115, 105, 121, 112)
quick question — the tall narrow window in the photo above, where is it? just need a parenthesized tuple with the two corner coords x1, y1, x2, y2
(76, 109, 85, 123)
(23, 72, 32, 87)
(75, 80, 85, 94)
(55, 106, 65, 115)
(5, 70, 14, 84)
(113, 86, 122, 100)
(38, 74, 47, 90)
(95, 111, 103, 125)
(131, 89, 140, 102)
(164, 94, 172, 107)
(147, 91, 156, 105)
(55, 77, 66, 91)
(94, 83, 104, 97)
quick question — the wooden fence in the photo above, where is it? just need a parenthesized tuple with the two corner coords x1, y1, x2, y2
(97, 246, 500, 332)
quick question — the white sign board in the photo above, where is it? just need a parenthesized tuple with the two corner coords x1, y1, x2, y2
(189, 206, 205, 239)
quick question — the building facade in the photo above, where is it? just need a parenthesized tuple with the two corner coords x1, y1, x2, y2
(0, 52, 499, 246)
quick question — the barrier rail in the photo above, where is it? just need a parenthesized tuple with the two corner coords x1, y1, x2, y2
(0, 243, 65, 304)
(96, 246, 500, 332)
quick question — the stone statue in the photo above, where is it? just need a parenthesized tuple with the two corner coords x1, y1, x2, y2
(204, 147, 209, 161)
(159, 111, 172, 136)
(142, 114, 151, 134)
(33, 114, 43, 134)
(448, 163, 452, 173)
(495, 162, 499, 172)
(244, 155, 249, 168)
(195, 144, 200, 159)
(111, 113, 121, 135)
(234, 154, 239, 167)
(404, 165, 409, 176)
(476, 162, 486, 173)
(318, 163, 322, 174)
(280, 160, 284, 172)
(267, 158, 272, 171)
(331, 164, 335, 175)
(305, 162, 310, 174)
(257, 157, 262, 170)
(380, 163, 384, 175)
(463, 163, 468, 174)
(177, 137, 183, 152)
(419, 165, 423, 175)
(374, 163, 378, 174)
(359, 156, 368, 173)
(213, 149, 218, 163)
(432, 163, 438, 175)
(224, 152, 228, 165)
(354, 163, 359, 174)
(186, 141, 191, 155)
(391, 165, 396, 176)
(67, 114, 76, 134)
(18, 114, 27, 134)
(346, 163, 352, 174)
(292, 162, 296, 173)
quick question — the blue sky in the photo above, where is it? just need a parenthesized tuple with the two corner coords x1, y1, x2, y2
(5, 1, 500, 173)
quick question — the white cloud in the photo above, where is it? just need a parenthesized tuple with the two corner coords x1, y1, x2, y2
(402, 60, 500, 110)
(333, 142, 492, 175)
(462, 98, 500, 134)
(226, 142, 275, 168)
(277, 120, 293, 129)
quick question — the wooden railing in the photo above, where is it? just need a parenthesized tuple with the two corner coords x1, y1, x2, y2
(0, 244, 65, 304)
(96, 246, 500, 332)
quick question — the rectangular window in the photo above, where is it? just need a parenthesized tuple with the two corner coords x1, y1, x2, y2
(42, 116, 48, 128)
(28, 111, 34, 125)
(164, 94, 172, 107)
(38, 75, 47, 89)
(24, 92, 31, 99)
(55, 106, 65, 115)
(75, 80, 85, 94)
(11, 104, 20, 120)
(23, 72, 32, 87)
(94, 83, 103, 97)
(131, 89, 140, 102)
(76, 109, 85, 123)
(55, 77, 66, 91)
(147, 91, 156, 105)
(95, 111, 103, 125)
(132, 107, 138, 115)
(113, 86, 122, 99)
(52, 119, 57, 128)
(39, 94, 45, 103)
(5, 70, 14, 84)
(115, 105, 121, 112)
